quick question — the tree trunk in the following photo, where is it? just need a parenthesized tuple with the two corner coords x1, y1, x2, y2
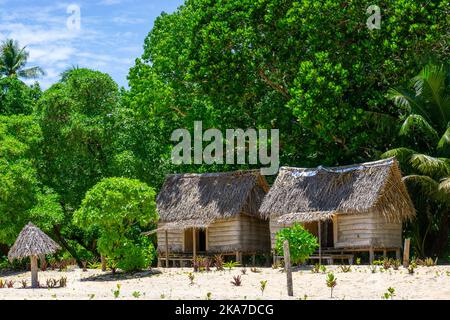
(101, 255, 107, 272)
(52, 225, 83, 268)
(31, 256, 39, 288)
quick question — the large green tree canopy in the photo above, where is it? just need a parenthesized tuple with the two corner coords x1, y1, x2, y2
(128, 0, 448, 168)
(0, 115, 63, 245)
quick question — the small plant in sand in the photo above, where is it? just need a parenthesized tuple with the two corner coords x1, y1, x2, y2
(340, 265, 351, 273)
(260, 280, 267, 295)
(311, 264, 320, 273)
(356, 257, 361, 265)
(382, 287, 396, 299)
(392, 259, 401, 270)
(272, 261, 282, 269)
(82, 261, 88, 272)
(241, 268, 247, 275)
(424, 257, 437, 267)
(214, 254, 224, 271)
(250, 267, 261, 273)
(59, 276, 67, 287)
(326, 273, 337, 298)
(112, 284, 121, 299)
(21, 280, 27, 288)
(46, 278, 58, 288)
(320, 265, 327, 273)
(6, 280, 14, 288)
(231, 275, 242, 286)
(382, 259, 391, 270)
(188, 272, 195, 285)
(370, 266, 377, 273)
(88, 294, 95, 300)
(160, 293, 166, 299)
(224, 261, 239, 271)
(206, 292, 212, 300)
(132, 291, 141, 298)
(0, 280, 5, 288)
(407, 264, 415, 275)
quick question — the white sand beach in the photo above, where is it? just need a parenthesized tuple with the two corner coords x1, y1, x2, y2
(1, 265, 450, 300)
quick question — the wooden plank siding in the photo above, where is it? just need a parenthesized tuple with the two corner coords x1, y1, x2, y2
(157, 214, 271, 254)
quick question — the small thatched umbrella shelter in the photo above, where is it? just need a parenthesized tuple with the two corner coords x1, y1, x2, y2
(152, 170, 271, 266)
(259, 158, 415, 264)
(8, 222, 61, 288)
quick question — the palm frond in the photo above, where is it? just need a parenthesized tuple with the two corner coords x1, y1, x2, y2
(403, 175, 440, 199)
(412, 64, 449, 129)
(438, 177, 450, 202)
(17, 66, 45, 79)
(381, 147, 415, 164)
(399, 114, 439, 141)
(409, 154, 450, 179)
(437, 127, 450, 156)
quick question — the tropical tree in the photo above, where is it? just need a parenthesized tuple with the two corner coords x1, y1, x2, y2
(382, 63, 450, 257)
(73, 178, 158, 272)
(0, 39, 44, 79)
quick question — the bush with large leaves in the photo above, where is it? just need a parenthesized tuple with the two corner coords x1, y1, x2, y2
(73, 178, 158, 272)
(382, 63, 450, 257)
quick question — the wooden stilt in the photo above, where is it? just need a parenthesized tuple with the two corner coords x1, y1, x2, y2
(193, 228, 197, 264)
(31, 255, 38, 288)
(252, 254, 256, 266)
(383, 249, 387, 259)
(369, 248, 374, 265)
(318, 221, 322, 266)
(396, 248, 401, 260)
(165, 230, 169, 268)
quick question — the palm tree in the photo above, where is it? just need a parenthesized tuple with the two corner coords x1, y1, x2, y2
(0, 39, 45, 79)
(382, 63, 450, 257)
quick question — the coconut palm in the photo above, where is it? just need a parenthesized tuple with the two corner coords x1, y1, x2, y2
(382, 63, 450, 257)
(0, 39, 45, 79)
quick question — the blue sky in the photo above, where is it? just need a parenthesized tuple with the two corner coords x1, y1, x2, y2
(0, 0, 185, 89)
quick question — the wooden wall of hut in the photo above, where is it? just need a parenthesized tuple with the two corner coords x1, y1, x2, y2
(156, 223, 183, 252)
(334, 212, 402, 249)
(208, 215, 270, 253)
(157, 214, 271, 254)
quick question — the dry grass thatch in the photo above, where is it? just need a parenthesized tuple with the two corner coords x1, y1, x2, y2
(259, 158, 415, 223)
(156, 170, 269, 227)
(8, 222, 61, 261)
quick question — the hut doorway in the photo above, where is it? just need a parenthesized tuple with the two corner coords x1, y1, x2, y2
(184, 228, 207, 253)
(319, 220, 334, 248)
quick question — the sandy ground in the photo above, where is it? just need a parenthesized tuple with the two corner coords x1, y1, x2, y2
(1, 265, 450, 300)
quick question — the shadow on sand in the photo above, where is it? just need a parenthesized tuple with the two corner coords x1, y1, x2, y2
(80, 269, 162, 282)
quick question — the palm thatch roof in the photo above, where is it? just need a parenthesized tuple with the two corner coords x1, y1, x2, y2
(156, 170, 269, 230)
(259, 158, 415, 223)
(8, 222, 61, 261)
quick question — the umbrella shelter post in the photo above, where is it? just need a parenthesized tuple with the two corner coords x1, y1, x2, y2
(30, 255, 38, 288)
(8, 222, 61, 289)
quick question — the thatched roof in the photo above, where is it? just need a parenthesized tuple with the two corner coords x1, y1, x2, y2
(156, 170, 269, 229)
(8, 222, 61, 261)
(259, 158, 415, 223)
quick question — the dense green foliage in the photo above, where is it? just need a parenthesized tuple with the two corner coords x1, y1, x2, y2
(0, 1, 449, 265)
(382, 64, 450, 256)
(275, 223, 318, 265)
(74, 178, 158, 271)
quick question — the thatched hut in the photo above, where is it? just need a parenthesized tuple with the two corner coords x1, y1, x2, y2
(154, 170, 270, 266)
(8, 222, 61, 288)
(259, 158, 415, 263)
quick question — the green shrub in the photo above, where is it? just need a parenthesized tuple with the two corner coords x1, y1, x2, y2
(275, 223, 319, 265)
